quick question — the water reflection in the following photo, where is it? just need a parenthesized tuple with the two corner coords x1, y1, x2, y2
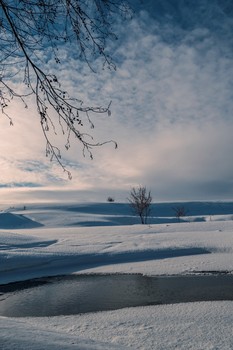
(0, 273, 232, 317)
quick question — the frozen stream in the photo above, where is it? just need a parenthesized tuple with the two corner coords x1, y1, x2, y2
(0, 273, 233, 317)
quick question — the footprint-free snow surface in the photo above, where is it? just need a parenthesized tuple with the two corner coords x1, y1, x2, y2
(0, 212, 43, 229)
(0, 201, 233, 349)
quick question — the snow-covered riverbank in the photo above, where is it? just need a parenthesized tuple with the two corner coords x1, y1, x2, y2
(0, 202, 233, 349)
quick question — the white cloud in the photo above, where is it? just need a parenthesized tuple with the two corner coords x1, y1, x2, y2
(0, 1, 233, 202)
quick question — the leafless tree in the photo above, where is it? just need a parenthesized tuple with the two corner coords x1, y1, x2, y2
(0, 0, 130, 177)
(172, 206, 188, 222)
(128, 186, 152, 224)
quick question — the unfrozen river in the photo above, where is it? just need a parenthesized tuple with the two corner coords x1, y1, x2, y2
(0, 273, 233, 317)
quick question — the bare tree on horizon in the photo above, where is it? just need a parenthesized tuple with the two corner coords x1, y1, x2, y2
(128, 186, 152, 224)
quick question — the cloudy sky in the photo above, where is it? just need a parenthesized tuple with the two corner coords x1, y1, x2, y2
(1, 0, 233, 204)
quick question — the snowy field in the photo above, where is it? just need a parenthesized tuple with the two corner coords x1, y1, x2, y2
(0, 201, 233, 349)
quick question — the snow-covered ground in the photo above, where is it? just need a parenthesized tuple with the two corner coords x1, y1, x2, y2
(0, 202, 233, 349)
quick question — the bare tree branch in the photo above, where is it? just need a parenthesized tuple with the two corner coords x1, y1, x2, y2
(0, 0, 129, 176)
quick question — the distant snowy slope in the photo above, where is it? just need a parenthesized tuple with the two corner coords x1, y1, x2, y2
(10, 201, 233, 227)
(0, 212, 43, 229)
